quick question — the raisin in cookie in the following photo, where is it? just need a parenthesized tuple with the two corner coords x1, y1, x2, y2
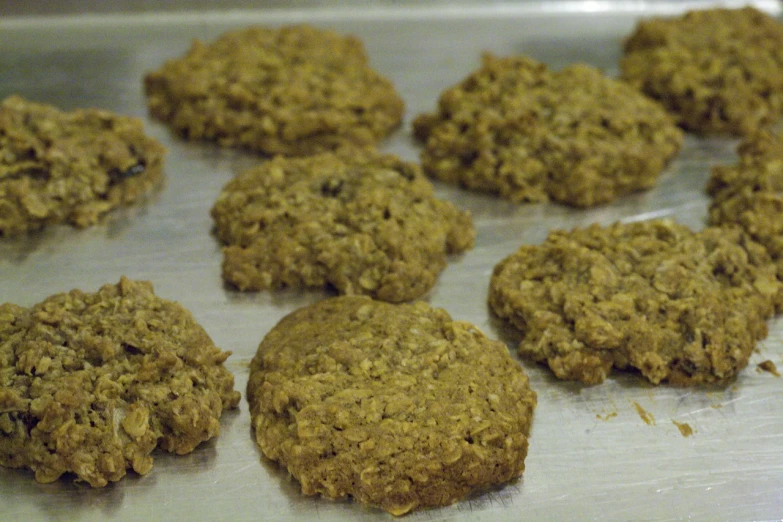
(247, 296, 537, 515)
(144, 25, 404, 156)
(210, 149, 474, 302)
(413, 54, 682, 207)
(0, 95, 165, 236)
(621, 7, 783, 135)
(0, 277, 240, 487)
(489, 220, 782, 385)
(708, 130, 783, 275)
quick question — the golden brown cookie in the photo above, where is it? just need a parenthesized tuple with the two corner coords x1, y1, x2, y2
(708, 130, 783, 276)
(489, 220, 782, 385)
(144, 25, 404, 156)
(621, 6, 783, 135)
(0, 277, 240, 487)
(413, 54, 682, 207)
(247, 296, 537, 515)
(210, 148, 475, 302)
(0, 95, 166, 236)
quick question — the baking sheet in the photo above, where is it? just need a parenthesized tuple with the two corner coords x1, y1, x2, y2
(1, 3, 783, 521)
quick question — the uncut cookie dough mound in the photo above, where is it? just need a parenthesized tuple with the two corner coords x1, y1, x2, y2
(0, 95, 166, 236)
(413, 54, 682, 207)
(0, 277, 241, 487)
(210, 149, 475, 302)
(708, 130, 783, 275)
(144, 25, 404, 156)
(621, 7, 783, 135)
(247, 296, 537, 515)
(489, 220, 782, 385)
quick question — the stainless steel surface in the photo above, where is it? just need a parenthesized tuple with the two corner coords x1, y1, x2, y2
(2, 0, 779, 17)
(1, 4, 783, 521)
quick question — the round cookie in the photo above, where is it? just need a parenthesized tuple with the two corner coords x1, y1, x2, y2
(144, 24, 404, 156)
(413, 54, 682, 207)
(621, 6, 783, 135)
(489, 220, 782, 385)
(210, 148, 475, 302)
(247, 296, 537, 515)
(0, 95, 166, 236)
(0, 277, 240, 487)
(708, 130, 783, 276)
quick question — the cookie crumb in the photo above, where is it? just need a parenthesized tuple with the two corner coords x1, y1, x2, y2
(632, 401, 656, 426)
(672, 420, 694, 437)
(757, 360, 780, 377)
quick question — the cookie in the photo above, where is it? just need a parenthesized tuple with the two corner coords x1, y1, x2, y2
(247, 296, 536, 515)
(621, 6, 783, 135)
(708, 130, 783, 276)
(0, 277, 240, 487)
(489, 220, 782, 385)
(413, 54, 682, 207)
(144, 25, 404, 156)
(0, 95, 166, 236)
(210, 148, 475, 302)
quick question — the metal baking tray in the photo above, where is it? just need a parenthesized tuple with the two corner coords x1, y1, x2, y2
(2, 2, 782, 520)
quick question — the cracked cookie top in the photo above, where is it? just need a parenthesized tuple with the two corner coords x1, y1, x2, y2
(0, 277, 240, 487)
(708, 130, 783, 276)
(144, 25, 404, 156)
(0, 95, 165, 235)
(247, 296, 536, 515)
(413, 54, 682, 207)
(210, 148, 474, 302)
(489, 220, 782, 385)
(621, 6, 783, 134)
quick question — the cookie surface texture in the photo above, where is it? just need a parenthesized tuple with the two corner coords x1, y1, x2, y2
(144, 25, 404, 155)
(708, 130, 783, 276)
(247, 296, 537, 515)
(413, 54, 682, 207)
(489, 220, 782, 385)
(210, 149, 475, 302)
(0, 277, 241, 487)
(0, 95, 166, 236)
(621, 7, 783, 134)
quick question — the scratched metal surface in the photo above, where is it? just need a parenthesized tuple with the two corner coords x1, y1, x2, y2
(1, 3, 783, 521)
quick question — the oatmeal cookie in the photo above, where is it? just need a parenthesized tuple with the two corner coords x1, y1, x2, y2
(0, 95, 166, 236)
(144, 25, 404, 156)
(210, 148, 474, 302)
(0, 277, 240, 487)
(247, 296, 537, 515)
(621, 6, 783, 135)
(413, 54, 682, 207)
(708, 130, 783, 275)
(489, 220, 782, 385)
